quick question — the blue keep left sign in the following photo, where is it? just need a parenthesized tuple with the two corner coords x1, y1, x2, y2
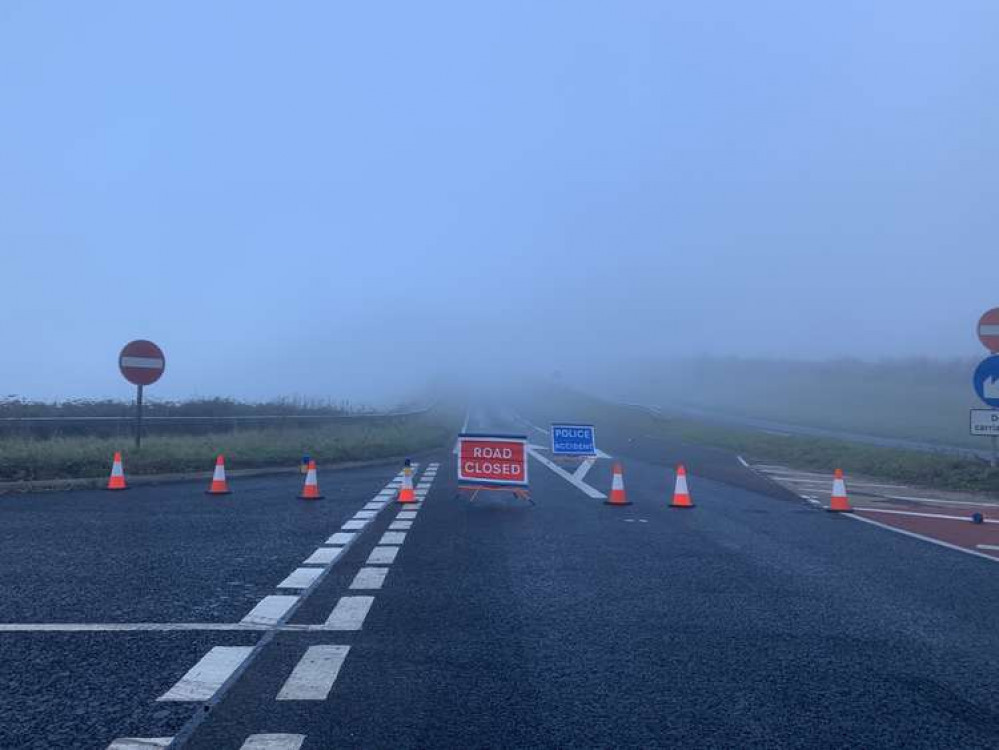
(973, 356, 999, 408)
(551, 423, 596, 456)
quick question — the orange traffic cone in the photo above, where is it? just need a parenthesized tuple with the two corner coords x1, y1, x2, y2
(106, 451, 127, 491)
(206, 455, 231, 495)
(670, 464, 694, 508)
(298, 459, 324, 500)
(397, 465, 416, 504)
(605, 462, 631, 505)
(828, 468, 852, 512)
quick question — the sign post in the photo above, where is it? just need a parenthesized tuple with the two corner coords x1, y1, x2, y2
(456, 433, 531, 503)
(973, 311, 999, 468)
(118, 340, 166, 450)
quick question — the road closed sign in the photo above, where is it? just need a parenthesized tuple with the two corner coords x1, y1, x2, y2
(458, 434, 529, 487)
(971, 409, 999, 436)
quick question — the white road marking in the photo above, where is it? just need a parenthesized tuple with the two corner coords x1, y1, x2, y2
(276, 645, 350, 701)
(737, 455, 750, 468)
(107, 740, 173, 750)
(853, 507, 998, 524)
(303, 547, 343, 565)
(572, 458, 597, 481)
(350, 567, 389, 590)
(847, 514, 999, 564)
(0, 622, 368, 632)
(363, 502, 387, 510)
(239, 733, 307, 749)
(396, 511, 417, 520)
(880, 494, 999, 508)
(366, 546, 398, 564)
(325, 596, 374, 630)
(240, 595, 298, 626)
(277, 567, 325, 589)
(527, 446, 606, 499)
(379, 531, 407, 545)
(341, 519, 368, 531)
(327, 532, 355, 545)
(353, 510, 377, 519)
(976, 544, 999, 551)
(389, 521, 412, 530)
(157, 646, 254, 701)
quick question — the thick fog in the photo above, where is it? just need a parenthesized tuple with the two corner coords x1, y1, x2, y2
(2, 2, 997, 404)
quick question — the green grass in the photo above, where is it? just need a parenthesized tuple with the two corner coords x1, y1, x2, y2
(0, 415, 454, 483)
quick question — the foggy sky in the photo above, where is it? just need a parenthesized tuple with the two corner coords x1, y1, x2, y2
(2, 1, 997, 403)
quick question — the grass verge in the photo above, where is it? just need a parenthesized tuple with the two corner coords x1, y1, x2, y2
(0, 414, 454, 482)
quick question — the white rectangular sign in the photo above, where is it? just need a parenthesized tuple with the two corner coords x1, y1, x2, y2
(970, 409, 999, 436)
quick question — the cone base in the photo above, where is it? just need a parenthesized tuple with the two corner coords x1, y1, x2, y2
(826, 507, 853, 513)
(604, 500, 632, 506)
(299, 494, 325, 500)
(669, 503, 695, 509)
(206, 490, 232, 495)
(106, 486, 129, 491)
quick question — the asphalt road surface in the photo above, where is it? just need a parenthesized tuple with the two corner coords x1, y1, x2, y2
(2, 403, 999, 749)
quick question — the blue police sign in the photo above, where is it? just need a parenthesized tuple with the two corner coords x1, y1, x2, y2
(973, 356, 999, 408)
(551, 423, 596, 456)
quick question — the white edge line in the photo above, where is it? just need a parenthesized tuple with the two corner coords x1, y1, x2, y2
(846, 514, 999, 564)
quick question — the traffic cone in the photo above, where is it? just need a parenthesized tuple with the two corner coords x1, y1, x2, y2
(298, 459, 324, 500)
(670, 464, 694, 508)
(605, 462, 631, 505)
(206, 455, 231, 495)
(397, 465, 416, 503)
(106, 451, 127, 491)
(828, 468, 852, 512)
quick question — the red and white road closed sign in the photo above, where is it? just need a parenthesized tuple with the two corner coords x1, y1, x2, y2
(979, 308, 999, 353)
(118, 339, 166, 386)
(458, 434, 529, 487)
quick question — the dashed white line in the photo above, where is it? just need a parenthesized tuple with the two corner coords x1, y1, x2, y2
(239, 733, 307, 749)
(157, 646, 254, 701)
(378, 531, 407, 545)
(327, 532, 355, 545)
(303, 547, 344, 565)
(277, 567, 325, 589)
(396, 511, 418, 520)
(350, 567, 389, 590)
(353, 510, 377, 519)
(107, 739, 173, 750)
(276, 645, 350, 701)
(325, 596, 374, 630)
(389, 521, 412, 530)
(366, 546, 399, 564)
(240, 595, 298, 626)
(341, 519, 368, 531)
(363, 502, 387, 511)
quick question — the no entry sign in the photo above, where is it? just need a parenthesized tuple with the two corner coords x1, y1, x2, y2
(457, 434, 529, 487)
(119, 340, 165, 386)
(978, 308, 999, 353)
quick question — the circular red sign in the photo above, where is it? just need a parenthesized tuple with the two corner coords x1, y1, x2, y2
(978, 309, 999, 353)
(118, 340, 166, 386)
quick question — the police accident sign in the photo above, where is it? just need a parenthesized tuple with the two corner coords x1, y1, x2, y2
(457, 434, 529, 487)
(551, 423, 596, 456)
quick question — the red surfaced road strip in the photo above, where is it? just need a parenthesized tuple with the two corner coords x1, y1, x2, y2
(854, 503, 999, 559)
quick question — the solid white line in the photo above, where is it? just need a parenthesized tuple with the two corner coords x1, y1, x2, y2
(527, 447, 606, 499)
(350, 567, 389, 590)
(846, 514, 999, 564)
(854, 507, 998, 524)
(107, 739, 173, 750)
(976, 544, 999, 551)
(341, 519, 368, 531)
(157, 646, 254, 701)
(240, 595, 298, 626)
(396, 511, 417, 520)
(326, 532, 355, 545)
(366, 546, 398, 564)
(276, 645, 350, 701)
(303, 547, 344, 565)
(277, 567, 324, 589)
(239, 735, 306, 750)
(325, 596, 374, 630)
(389, 521, 412, 530)
(379, 531, 407, 545)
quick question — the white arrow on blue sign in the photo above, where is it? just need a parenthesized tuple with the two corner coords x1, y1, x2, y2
(973, 356, 999, 408)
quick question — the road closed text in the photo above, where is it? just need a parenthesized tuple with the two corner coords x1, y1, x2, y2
(458, 436, 529, 486)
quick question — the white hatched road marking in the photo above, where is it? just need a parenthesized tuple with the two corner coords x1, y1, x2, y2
(396, 511, 417, 520)
(367, 546, 399, 564)
(527, 446, 606, 499)
(240, 734, 307, 749)
(389, 521, 412, 530)
(277, 567, 325, 589)
(303, 547, 343, 565)
(379, 531, 407, 545)
(353, 510, 377, 519)
(107, 740, 173, 750)
(341, 519, 368, 531)
(350, 567, 389, 590)
(157, 646, 254, 701)
(364, 502, 387, 510)
(325, 596, 374, 630)
(327, 532, 355, 545)
(276, 645, 350, 701)
(240, 595, 298, 626)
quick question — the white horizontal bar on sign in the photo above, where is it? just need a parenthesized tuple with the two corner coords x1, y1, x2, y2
(119, 356, 164, 369)
(277, 567, 324, 589)
(107, 740, 173, 750)
(325, 596, 374, 630)
(980, 325, 999, 335)
(277, 645, 350, 701)
(157, 646, 254, 701)
(240, 595, 298, 626)
(239, 734, 307, 750)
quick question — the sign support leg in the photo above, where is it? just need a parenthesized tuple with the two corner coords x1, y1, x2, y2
(135, 384, 144, 451)
(992, 435, 998, 469)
